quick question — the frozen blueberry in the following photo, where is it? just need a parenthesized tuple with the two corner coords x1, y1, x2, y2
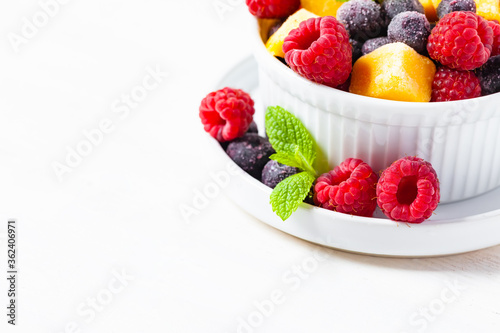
(337, 0, 387, 41)
(226, 133, 275, 180)
(437, 0, 476, 19)
(261, 160, 299, 188)
(382, 0, 425, 23)
(362, 36, 392, 55)
(247, 121, 258, 134)
(475, 55, 500, 96)
(276, 56, 288, 67)
(335, 76, 351, 92)
(220, 122, 258, 150)
(388, 11, 430, 54)
(303, 191, 315, 205)
(350, 38, 363, 63)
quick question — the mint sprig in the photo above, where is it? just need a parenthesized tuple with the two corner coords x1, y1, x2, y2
(265, 106, 318, 221)
(270, 172, 316, 221)
(266, 106, 317, 175)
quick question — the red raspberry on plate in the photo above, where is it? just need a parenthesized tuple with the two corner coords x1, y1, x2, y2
(314, 158, 378, 217)
(199, 87, 254, 142)
(245, 0, 300, 19)
(427, 12, 493, 70)
(431, 67, 481, 101)
(488, 20, 500, 57)
(283, 16, 352, 88)
(377, 156, 440, 223)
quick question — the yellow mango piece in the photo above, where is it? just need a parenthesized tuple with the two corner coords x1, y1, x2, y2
(419, 0, 438, 22)
(350, 43, 436, 103)
(476, 0, 500, 22)
(265, 8, 318, 58)
(258, 18, 281, 43)
(431, 0, 442, 11)
(301, 0, 344, 17)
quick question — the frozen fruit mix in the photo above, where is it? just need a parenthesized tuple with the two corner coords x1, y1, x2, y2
(199, 86, 441, 221)
(195, 0, 500, 223)
(252, 0, 500, 100)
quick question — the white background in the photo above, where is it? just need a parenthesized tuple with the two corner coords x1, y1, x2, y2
(0, 0, 500, 332)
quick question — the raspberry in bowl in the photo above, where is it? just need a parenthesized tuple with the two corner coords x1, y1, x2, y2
(250, 4, 500, 204)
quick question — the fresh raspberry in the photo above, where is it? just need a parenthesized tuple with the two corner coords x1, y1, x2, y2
(427, 12, 493, 71)
(283, 16, 352, 88)
(199, 87, 254, 142)
(431, 67, 481, 101)
(377, 156, 440, 223)
(314, 158, 378, 217)
(488, 20, 500, 56)
(245, 0, 300, 19)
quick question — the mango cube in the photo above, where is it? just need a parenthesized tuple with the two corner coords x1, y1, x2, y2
(350, 43, 436, 102)
(301, 0, 345, 17)
(258, 18, 281, 43)
(419, 0, 438, 22)
(265, 8, 318, 58)
(476, 0, 500, 22)
(430, 0, 442, 13)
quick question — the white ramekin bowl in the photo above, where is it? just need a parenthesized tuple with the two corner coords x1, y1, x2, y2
(252, 19, 500, 204)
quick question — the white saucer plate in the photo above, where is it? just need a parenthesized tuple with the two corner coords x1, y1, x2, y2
(211, 56, 500, 257)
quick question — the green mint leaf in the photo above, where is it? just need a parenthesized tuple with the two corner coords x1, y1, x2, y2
(270, 172, 316, 221)
(269, 152, 303, 169)
(265, 106, 316, 169)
